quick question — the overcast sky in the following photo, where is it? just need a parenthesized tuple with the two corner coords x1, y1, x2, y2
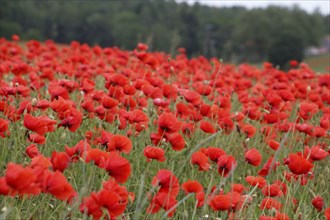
(177, 0, 330, 15)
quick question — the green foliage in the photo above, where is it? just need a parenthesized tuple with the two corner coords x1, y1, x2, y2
(267, 29, 304, 69)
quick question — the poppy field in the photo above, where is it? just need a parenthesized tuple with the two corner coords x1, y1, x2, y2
(0, 36, 329, 220)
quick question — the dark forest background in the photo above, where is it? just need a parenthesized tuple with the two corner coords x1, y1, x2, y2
(1, 0, 329, 63)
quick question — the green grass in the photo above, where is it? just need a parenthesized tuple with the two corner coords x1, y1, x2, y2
(304, 53, 330, 73)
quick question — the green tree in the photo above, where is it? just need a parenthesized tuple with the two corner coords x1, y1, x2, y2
(267, 29, 304, 70)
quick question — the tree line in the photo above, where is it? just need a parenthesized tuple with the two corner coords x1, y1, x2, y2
(1, 0, 329, 63)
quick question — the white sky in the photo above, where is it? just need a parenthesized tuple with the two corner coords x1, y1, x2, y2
(177, 0, 330, 15)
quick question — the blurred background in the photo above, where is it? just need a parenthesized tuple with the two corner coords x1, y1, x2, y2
(1, 0, 329, 67)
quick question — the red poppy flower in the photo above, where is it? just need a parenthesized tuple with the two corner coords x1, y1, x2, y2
(105, 152, 131, 183)
(245, 176, 266, 188)
(51, 151, 71, 172)
(231, 183, 245, 194)
(152, 169, 180, 197)
(97, 189, 127, 218)
(31, 155, 52, 170)
(209, 194, 232, 211)
(200, 120, 216, 134)
(147, 192, 178, 217)
(157, 112, 181, 133)
(101, 95, 119, 109)
(12, 34, 20, 41)
(200, 146, 226, 162)
(312, 196, 324, 212)
(48, 83, 70, 100)
(28, 133, 46, 144)
(258, 156, 280, 176)
(304, 145, 328, 161)
(245, 148, 262, 166)
(0, 177, 11, 195)
(81, 99, 95, 113)
(259, 215, 277, 220)
(181, 180, 203, 194)
(267, 139, 280, 151)
(284, 153, 314, 175)
(324, 207, 330, 220)
(102, 179, 129, 200)
(80, 192, 103, 220)
(217, 155, 236, 177)
(58, 108, 83, 132)
(299, 102, 318, 120)
(260, 197, 282, 210)
(107, 134, 132, 154)
(241, 124, 257, 138)
(5, 163, 40, 195)
(137, 43, 148, 51)
(165, 132, 186, 151)
(183, 90, 201, 106)
(45, 171, 77, 201)
(84, 149, 109, 168)
(143, 146, 166, 162)
(23, 114, 56, 136)
(25, 144, 40, 158)
(65, 140, 91, 159)
(0, 118, 10, 137)
(262, 184, 282, 197)
(191, 151, 210, 171)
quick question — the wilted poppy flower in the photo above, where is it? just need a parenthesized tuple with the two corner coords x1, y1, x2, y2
(143, 146, 165, 162)
(245, 148, 262, 166)
(105, 152, 131, 183)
